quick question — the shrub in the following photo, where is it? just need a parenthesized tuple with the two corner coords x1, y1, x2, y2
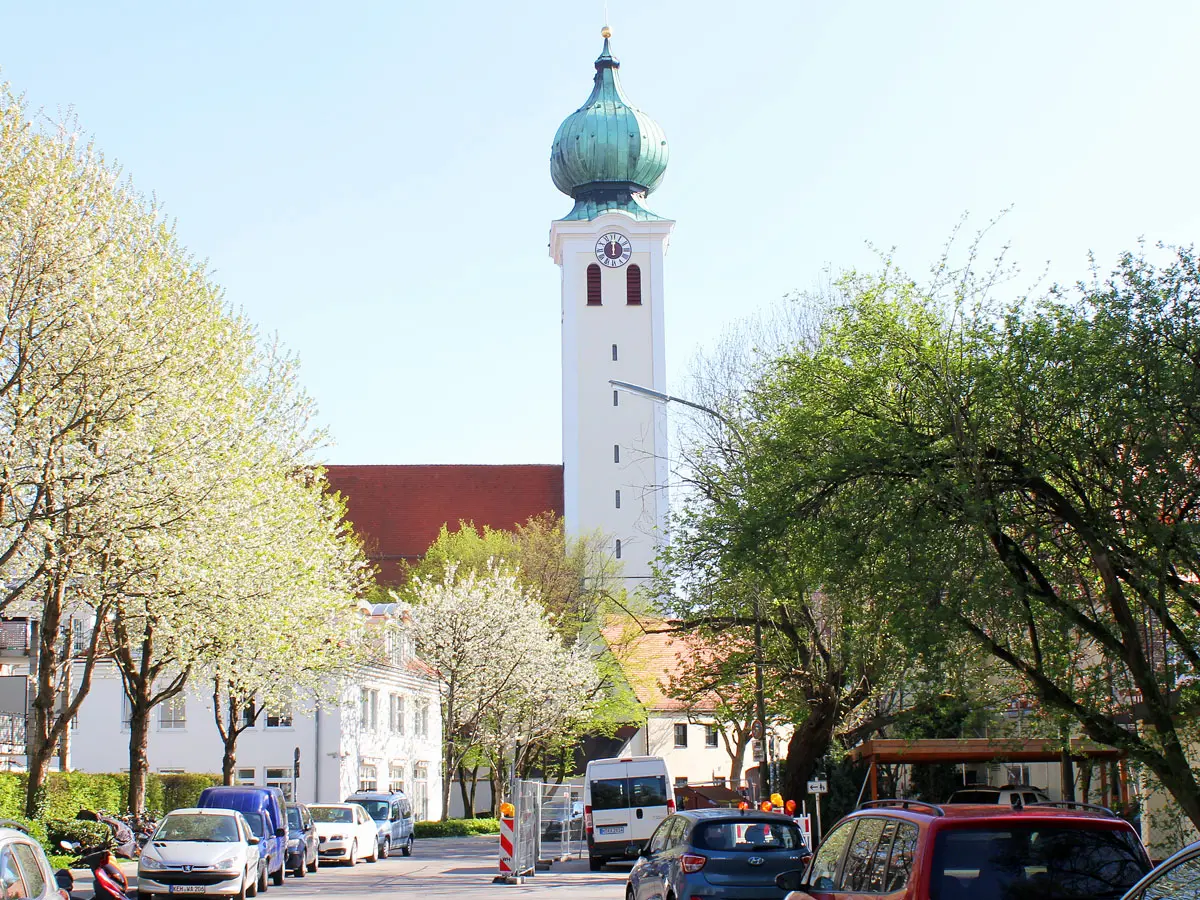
(413, 818, 500, 838)
(43, 818, 114, 853)
(160, 774, 222, 814)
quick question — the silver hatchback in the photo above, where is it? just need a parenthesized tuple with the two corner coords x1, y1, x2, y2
(626, 810, 811, 900)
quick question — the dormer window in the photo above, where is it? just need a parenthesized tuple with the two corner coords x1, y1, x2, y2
(587, 264, 602, 305)
(626, 265, 642, 305)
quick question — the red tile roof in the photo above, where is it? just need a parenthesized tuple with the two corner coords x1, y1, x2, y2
(325, 464, 564, 584)
(600, 620, 720, 712)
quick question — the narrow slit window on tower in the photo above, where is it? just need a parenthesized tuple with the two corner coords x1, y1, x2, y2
(615, 490, 621, 509)
(586, 264, 602, 306)
(613, 390, 619, 407)
(613, 444, 620, 463)
(612, 343, 618, 361)
(615, 539, 622, 559)
(626, 264, 642, 305)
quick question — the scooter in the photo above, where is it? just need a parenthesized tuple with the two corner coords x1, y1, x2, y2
(59, 843, 133, 900)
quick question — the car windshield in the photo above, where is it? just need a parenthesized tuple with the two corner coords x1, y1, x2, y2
(357, 800, 389, 821)
(156, 814, 239, 843)
(930, 826, 1150, 900)
(310, 807, 353, 824)
(287, 808, 301, 830)
(695, 820, 805, 852)
(246, 814, 268, 838)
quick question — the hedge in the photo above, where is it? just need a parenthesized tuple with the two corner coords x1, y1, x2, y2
(0, 772, 223, 818)
(413, 818, 500, 838)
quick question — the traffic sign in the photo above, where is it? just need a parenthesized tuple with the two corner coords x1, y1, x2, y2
(807, 779, 828, 794)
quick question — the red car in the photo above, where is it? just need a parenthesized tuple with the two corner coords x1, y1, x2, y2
(777, 799, 1151, 900)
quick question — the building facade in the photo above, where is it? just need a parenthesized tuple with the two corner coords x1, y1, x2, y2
(551, 29, 673, 588)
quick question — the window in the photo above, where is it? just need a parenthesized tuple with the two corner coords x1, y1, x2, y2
(0, 847, 27, 899)
(265, 766, 294, 800)
(1144, 855, 1200, 899)
(673, 776, 688, 788)
(808, 821, 855, 891)
(586, 264, 602, 305)
(648, 818, 673, 855)
(159, 695, 186, 730)
(673, 723, 688, 748)
(626, 264, 642, 305)
(840, 816, 885, 891)
(613, 389, 619, 407)
(414, 763, 430, 820)
(695, 820, 805, 852)
(359, 763, 378, 792)
(266, 705, 292, 728)
(615, 539, 622, 559)
(713, 776, 726, 788)
(121, 694, 132, 732)
(629, 776, 669, 806)
(11, 841, 46, 896)
(613, 444, 620, 463)
(885, 822, 918, 891)
(390, 694, 406, 734)
(611, 343, 618, 361)
(416, 699, 430, 738)
(235, 768, 256, 786)
(360, 688, 378, 731)
(241, 701, 257, 729)
(705, 724, 719, 748)
(866, 820, 899, 891)
(615, 490, 621, 509)
(389, 763, 407, 793)
(590, 778, 628, 811)
(158, 768, 185, 775)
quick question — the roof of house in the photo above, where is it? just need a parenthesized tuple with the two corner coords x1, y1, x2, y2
(324, 464, 564, 585)
(600, 620, 718, 713)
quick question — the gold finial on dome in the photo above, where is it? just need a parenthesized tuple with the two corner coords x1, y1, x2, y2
(601, 25, 612, 38)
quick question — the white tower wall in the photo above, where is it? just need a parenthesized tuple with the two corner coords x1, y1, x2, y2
(552, 213, 674, 589)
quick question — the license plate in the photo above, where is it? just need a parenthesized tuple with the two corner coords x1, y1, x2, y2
(168, 887, 206, 894)
(598, 825, 625, 835)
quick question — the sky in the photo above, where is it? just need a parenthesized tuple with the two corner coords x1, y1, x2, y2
(2, 1, 1199, 464)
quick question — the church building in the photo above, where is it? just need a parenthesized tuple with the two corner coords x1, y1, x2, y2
(327, 28, 673, 589)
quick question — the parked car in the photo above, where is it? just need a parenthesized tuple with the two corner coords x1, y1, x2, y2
(343, 790, 416, 858)
(196, 786, 288, 887)
(542, 801, 584, 842)
(308, 803, 379, 866)
(243, 812, 275, 893)
(585, 755, 675, 871)
(945, 784, 1052, 806)
(1122, 839, 1200, 899)
(775, 799, 1151, 900)
(627, 809, 811, 900)
(136, 808, 259, 900)
(0, 820, 70, 900)
(285, 803, 319, 877)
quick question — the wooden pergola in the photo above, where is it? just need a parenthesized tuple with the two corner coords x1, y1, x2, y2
(849, 738, 1128, 804)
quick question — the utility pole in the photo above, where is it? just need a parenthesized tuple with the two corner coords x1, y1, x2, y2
(754, 593, 769, 796)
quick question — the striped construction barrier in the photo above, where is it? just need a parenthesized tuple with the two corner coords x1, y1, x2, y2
(498, 814, 515, 877)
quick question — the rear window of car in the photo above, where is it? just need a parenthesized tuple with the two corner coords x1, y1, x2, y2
(629, 776, 669, 807)
(310, 807, 353, 823)
(694, 820, 804, 852)
(929, 825, 1150, 899)
(590, 778, 628, 810)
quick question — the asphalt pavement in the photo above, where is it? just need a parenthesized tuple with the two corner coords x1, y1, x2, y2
(71, 837, 632, 899)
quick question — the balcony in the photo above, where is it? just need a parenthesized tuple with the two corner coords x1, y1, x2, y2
(0, 621, 29, 657)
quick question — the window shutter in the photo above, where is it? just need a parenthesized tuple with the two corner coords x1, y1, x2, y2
(626, 265, 642, 305)
(587, 264, 602, 305)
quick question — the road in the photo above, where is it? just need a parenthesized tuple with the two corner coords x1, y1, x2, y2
(81, 837, 633, 899)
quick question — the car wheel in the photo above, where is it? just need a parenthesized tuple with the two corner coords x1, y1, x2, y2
(626, 888, 635, 900)
(272, 863, 284, 886)
(588, 855, 606, 871)
(401, 835, 413, 857)
(247, 869, 257, 898)
(236, 879, 247, 900)
(294, 856, 306, 878)
(379, 837, 389, 859)
(367, 837, 379, 863)
(258, 864, 268, 893)
(307, 851, 318, 874)
(347, 841, 357, 867)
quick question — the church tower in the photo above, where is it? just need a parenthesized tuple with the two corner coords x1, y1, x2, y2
(549, 28, 673, 589)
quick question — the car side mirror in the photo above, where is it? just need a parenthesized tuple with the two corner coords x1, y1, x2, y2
(248, 837, 260, 845)
(638, 846, 651, 858)
(275, 827, 286, 838)
(776, 870, 806, 891)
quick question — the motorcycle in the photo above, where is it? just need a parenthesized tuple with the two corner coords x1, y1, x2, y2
(59, 843, 133, 900)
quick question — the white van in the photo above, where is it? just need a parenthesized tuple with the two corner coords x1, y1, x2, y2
(583, 755, 675, 870)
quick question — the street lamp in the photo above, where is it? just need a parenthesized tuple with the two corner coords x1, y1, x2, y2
(610, 378, 771, 797)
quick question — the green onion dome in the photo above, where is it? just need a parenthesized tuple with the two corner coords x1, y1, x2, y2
(550, 29, 669, 206)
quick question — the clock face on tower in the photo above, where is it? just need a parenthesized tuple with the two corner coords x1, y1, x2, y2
(595, 232, 632, 268)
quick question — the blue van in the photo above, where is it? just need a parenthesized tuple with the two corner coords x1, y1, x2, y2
(197, 786, 288, 887)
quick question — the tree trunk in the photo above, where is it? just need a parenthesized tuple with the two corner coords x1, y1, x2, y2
(467, 766, 479, 817)
(127, 696, 151, 814)
(222, 735, 238, 785)
(456, 764, 471, 818)
(729, 728, 749, 785)
(781, 698, 839, 805)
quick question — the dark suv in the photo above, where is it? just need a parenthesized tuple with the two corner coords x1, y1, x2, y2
(777, 799, 1151, 900)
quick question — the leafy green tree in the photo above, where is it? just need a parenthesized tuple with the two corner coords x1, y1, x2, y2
(726, 245, 1200, 828)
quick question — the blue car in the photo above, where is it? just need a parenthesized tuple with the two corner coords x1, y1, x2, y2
(197, 786, 288, 889)
(626, 809, 811, 900)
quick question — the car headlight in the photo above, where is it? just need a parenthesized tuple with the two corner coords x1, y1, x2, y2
(140, 856, 164, 870)
(330, 834, 345, 841)
(215, 855, 239, 870)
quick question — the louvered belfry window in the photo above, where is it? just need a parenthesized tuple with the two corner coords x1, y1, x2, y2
(587, 264, 602, 305)
(626, 264, 642, 305)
